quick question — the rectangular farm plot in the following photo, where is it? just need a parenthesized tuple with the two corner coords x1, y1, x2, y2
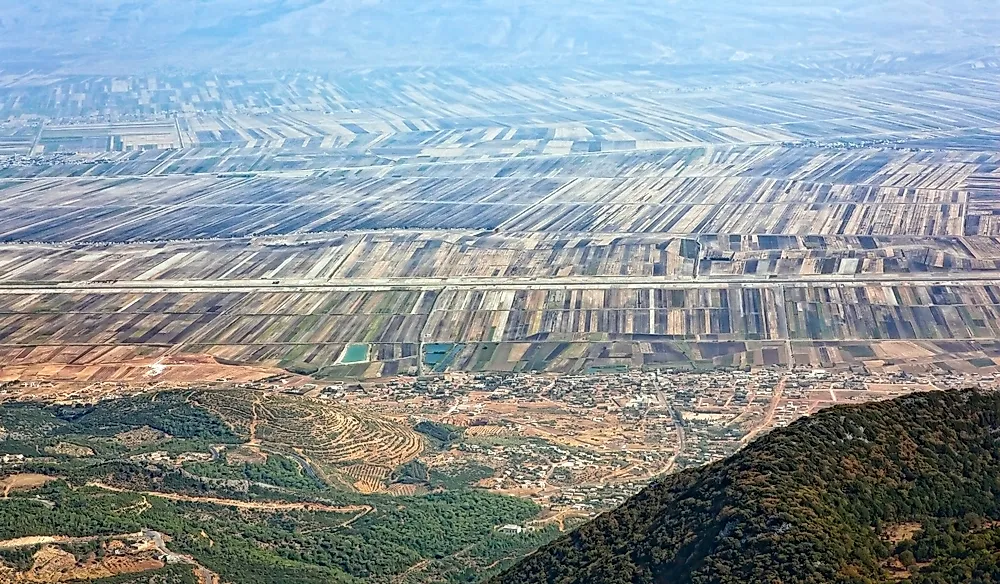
(784, 285, 1000, 341)
(0, 233, 702, 284)
(422, 287, 787, 342)
(0, 175, 556, 242)
(501, 201, 969, 235)
(39, 122, 181, 152)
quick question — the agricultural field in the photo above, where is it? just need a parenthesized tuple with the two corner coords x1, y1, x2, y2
(3, 146, 1000, 241)
(3, 71, 1000, 378)
(188, 390, 425, 493)
(2, 4, 1000, 583)
(0, 36, 999, 416)
(3, 281, 1000, 380)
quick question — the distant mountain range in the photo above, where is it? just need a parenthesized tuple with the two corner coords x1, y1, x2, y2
(1, 0, 998, 73)
(491, 390, 1000, 584)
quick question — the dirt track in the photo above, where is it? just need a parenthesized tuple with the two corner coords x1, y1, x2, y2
(0, 530, 219, 584)
(88, 482, 373, 525)
(741, 374, 786, 445)
(1, 474, 56, 497)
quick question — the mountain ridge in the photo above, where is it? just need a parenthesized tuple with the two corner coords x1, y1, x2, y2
(2, 1, 999, 73)
(491, 389, 1000, 584)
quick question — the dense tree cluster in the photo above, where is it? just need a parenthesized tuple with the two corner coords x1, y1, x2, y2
(82, 566, 198, 584)
(900, 518, 1000, 583)
(492, 390, 1000, 584)
(0, 394, 547, 584)
(52, 393, 242, 442)
(185, 455, 327, 491)
(415, 421, 466, 444)
(0, 477, 541, 584)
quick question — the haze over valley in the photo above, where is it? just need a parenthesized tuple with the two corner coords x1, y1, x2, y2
(1, 2, 1000, 583)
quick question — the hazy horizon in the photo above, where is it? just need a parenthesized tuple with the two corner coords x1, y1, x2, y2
(3, 3, 1000, 584)
(1, 0, 998, 74)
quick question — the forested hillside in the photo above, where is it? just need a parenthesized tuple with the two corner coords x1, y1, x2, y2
(491, 390, 1000, 584)
(0, 393, 552, 583)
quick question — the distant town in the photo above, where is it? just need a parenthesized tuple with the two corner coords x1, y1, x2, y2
(7, 365, 991, 523)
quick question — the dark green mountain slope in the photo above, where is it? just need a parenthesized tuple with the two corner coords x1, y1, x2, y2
(490, 390, 1000, 584)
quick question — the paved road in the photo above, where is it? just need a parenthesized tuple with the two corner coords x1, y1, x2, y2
(1, 272, 998, 295)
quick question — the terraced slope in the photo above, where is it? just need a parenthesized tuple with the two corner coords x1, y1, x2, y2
(190, 390, 424, 492)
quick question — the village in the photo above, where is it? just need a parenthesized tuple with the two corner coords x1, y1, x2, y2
(4, 364, 993, 520)
(313, 366, 997, 515)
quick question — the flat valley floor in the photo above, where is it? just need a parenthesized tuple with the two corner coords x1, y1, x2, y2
(4, 57, 1000, 382)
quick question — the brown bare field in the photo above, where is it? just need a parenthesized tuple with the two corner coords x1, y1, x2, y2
(464, 426, 516, 438)
(1, 474, 56, 497)
(225, 446, 268, 465)
(14, 544, 164, 583)
(0, 351, 297, 386)
(341, 464, 392, 494)
(385, 484, 422, 496)
(0, 535, 69, 550)
(884, 522, 923, 545)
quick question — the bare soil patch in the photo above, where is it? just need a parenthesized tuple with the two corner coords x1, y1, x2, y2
(44, 442, 95, 457)
(883, 522, 922, 544)
(1, 474, 56, 497)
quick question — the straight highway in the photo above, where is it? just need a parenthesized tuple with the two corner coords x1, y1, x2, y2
(0, 271, 997, 294)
